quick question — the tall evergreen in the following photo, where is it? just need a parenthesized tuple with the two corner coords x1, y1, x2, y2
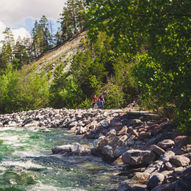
(31, 15, 53, 58)
(58, 0, 86, 44)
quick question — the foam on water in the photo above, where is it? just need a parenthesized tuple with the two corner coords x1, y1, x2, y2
(28, 183, 87, 191)
(1, 160, 50, 170)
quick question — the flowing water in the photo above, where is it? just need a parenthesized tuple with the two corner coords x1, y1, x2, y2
(0, 126, 122, 191)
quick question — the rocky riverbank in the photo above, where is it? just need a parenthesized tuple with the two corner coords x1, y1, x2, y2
(0, 108, 190, 191)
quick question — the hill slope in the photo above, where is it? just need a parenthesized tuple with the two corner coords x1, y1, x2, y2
(32, 32, 87, 76)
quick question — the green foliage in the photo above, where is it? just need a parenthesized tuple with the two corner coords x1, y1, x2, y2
(57, 0, 86, 44)
(0, 63, 19, 113)
(102, 82, 124, 109)
(0, 64, 49, 113)
(85, 0, 191, 129)
(15, 70, 49, 111)
(79, 98, 92, 109)
(49, 63, 83, 108)
(31, 15, 53, 57)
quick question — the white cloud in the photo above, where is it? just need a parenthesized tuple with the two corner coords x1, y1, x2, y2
(12, 28, 31, 42)
(0, 0, 66, 27)
(0, 21, 31, 44)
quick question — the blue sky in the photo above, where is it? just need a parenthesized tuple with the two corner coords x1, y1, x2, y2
(0, 0, 67, 40)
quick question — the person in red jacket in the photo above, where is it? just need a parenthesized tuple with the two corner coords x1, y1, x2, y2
(92, 95, 98, 108)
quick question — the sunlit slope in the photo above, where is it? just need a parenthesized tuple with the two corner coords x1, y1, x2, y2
(31, 32, 87, 75)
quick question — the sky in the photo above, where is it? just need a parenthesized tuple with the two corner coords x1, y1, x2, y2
(0, 0, 67, 42)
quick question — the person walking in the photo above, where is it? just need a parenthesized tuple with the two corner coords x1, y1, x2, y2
(98, 95, 105, 109)
(92, 95, 98, 108)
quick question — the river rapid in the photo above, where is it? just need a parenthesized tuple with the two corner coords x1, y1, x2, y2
(0, 126, 122, 191)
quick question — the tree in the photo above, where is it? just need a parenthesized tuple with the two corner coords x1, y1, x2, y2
(31, 15, 53, 58)
(85, 0, 191, 129)
(58, 0, 86, 43)
(0, 28, 14, 70)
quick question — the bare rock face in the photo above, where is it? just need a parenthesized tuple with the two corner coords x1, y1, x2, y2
(122, 149, 156, 166)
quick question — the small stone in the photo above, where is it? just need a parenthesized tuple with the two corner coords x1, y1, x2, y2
(113, 156, 124, 165)
(117, 126, 128, 136)
(107, 129, 117, 136)
(128, 119, 143, 126)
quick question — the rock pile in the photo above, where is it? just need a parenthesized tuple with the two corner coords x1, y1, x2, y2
(0, 107, 190, 191)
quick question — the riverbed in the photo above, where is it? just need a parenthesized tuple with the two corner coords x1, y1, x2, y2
(0, 126, 122, 191)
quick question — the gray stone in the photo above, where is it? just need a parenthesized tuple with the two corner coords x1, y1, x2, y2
(161, 151, 175, 162)
(122, 149, 156, 166)
(157, 139, 175, 150)
(147, 173, 165, 190)
(114, 146, 127, 158)
(151, 183, 175, 191)
(102, 145, 114, 160)
(170, 155, 190, 167)
(128, 119, 143, 126)
(131, 172, 150, 183)
(118, 182, 132, 191)
(52, 143, 89, 155)
(165, 162, 173, 170)
(151, 145, 165, 156)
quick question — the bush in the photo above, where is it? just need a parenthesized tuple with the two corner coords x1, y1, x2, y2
(102, 82, 124, 109)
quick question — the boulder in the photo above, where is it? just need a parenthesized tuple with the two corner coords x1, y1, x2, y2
(170, 155, 190, 167)
(118, 182, 132, 191)
(131, 172, 150, 183)
(157, 139, 175, 150)
(114, 146, 127, 158)
(161, 151, 175, 162)
(147, 173, 165, 190)
(151, 183, 176, 191)
(102, 145, 115, 161)
(151, 145, 165, 156)
(122, 149, 156, 166)
(52, 143, 90, 156)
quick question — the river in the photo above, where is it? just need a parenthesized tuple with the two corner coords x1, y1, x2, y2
(0, 126, 123, 191)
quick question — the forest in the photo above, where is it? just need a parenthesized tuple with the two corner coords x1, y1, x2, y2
(0, 0, 190, 131)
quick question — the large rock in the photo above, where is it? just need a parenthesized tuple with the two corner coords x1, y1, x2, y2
(52, 143, 90, 156)
(161, 151, 175, 162)
(151, 183, 176, 191)
(118, 182, 132, 191)
(170, 155, 190, 167)
(147, 173, 165, 190)
(102, 145, 115, 161)
(157, 139, 175, 150)
(151, 145, 165, 156)
(122, 149, 156, 166)
(114, 146, 127, 158)
(173, 166, 191, 191)
(131, 172, 150, 183)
